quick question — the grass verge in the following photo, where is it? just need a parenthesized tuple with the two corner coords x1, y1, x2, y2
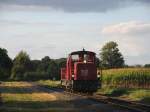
(97, 87, 150, 104)
(0, 81, 68, 112)
(36, 80, 61, 88)
(36, 80, 150, 105)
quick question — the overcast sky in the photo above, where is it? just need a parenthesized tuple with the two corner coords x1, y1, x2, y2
(0, 0, 150, 65)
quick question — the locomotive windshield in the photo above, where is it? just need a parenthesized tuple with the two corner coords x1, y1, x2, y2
(71, 55, 79, 61)
(71, 52, 95, 63)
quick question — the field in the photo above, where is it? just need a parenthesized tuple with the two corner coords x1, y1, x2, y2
(0, 68, 150, 111)
(0, 81, 126, 112)
(35, 80, 150, 104)
(0, 81, 79, 112)
(96, 68, 150, 104)
(101, 68, 150, 88)
(0, 82, 60, 112)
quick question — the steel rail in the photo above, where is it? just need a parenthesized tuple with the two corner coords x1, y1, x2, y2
(63, 91, 150, 112)
(89, 94, 150, 112)
(35, 83, 150, 112)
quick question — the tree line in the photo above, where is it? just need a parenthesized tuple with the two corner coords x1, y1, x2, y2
(0, 49, 66, 81)
(0, 41, 150, 81)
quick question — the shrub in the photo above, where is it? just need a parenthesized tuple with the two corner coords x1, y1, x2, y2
(23, 72, 49, 81)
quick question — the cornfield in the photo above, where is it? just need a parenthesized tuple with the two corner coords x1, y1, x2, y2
(101, 68, 150, 89)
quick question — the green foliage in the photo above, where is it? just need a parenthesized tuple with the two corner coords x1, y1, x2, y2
(144, 64, 150, 68)
(128, 89, 150, 101)
(96, 57, 101, 68)
(10, 54, 66, 81)
(11, 65, 25, 80)
(98, 87, 150, 103)
(55, 58, 66, 79)
(100, 41, 124, 68)
(101, 68, 150, 88)
(38, 56, 51, 72)
(35, 56, 64, 80)
(0, 48, 12, 79)
(0, 68, 10, 79)
(11, 51, 31, 80)
(47, 60, 59, 80)
(13, 51, 31, 68)
(98, 87, 128, 96)
(24, 72, 49, 81)
(55, 58, 66, 69)
(30, 60, 41, 72)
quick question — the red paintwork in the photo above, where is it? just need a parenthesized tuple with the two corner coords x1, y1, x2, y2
(61, 68, 66, 80)
(74, 62, 97, 80)
(61, 50, 97, 81)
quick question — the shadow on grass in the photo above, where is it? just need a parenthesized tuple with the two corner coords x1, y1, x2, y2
(1, 98, 95, 108)
(0, 85, 62, 94)
(140, 97, 150, 105)
(105, 88, 129, 97)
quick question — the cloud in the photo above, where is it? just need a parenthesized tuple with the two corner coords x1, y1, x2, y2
(101, 21, 150, 64)
(102, 21, 150, 36)
(0, 0, 150, 12)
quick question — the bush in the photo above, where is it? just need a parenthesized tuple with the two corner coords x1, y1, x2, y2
(0, 68, 10, 80)
(23, 72, 49, 81)
(11, 51, 31, 80)
(0, 47, 12, 80)
(11, 65, 25, 80)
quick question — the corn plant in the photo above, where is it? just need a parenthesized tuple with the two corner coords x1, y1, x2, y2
(100, 68, 150, 88)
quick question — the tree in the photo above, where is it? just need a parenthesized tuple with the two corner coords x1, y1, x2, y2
(47, 60, 59, 80)
(37, 56, 51, 72)
(30, 60, 41, 72)
(55, 58, 66, 68)
(11, 51, 31, 80)
(0, 48, 12, 79)
(54, 58, 66, 80)
(100, 41, 124, 68)
(95, 57, 101, 68)
(144, 64, 150, 68)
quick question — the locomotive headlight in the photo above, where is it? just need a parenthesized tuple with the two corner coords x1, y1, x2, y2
(72, 75, 74, 77)
(97, 74, 100, 78)
(84, 60, 87, 63)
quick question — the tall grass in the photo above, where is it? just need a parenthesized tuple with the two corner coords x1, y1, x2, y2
(101, 68, 150, 88)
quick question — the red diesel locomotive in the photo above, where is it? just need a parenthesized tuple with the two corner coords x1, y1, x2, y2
(61, 49, 100, 93)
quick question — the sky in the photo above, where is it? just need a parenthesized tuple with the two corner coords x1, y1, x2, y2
(0, 0, 150, 65)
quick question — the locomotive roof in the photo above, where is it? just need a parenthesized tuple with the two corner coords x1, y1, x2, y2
(70, 50, 96, 55)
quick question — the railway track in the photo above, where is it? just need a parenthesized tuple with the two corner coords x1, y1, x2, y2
(35, 83, 150, 112)
(62, 90, 150, 112)
(90, 94, 150, 112)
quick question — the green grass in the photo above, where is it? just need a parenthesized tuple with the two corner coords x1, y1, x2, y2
(36, 80, 61, 88)
(98, 88, 128, 96)
(0, 81, 73, 112)
(37, 80, 150, 104)
(97, 88, 150, 104)
(128, 90, 150, 103)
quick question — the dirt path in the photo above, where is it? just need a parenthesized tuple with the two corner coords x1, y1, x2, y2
(0, 81, 131, 112)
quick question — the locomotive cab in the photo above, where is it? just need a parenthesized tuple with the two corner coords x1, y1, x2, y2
(61, 49, 99, 93)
